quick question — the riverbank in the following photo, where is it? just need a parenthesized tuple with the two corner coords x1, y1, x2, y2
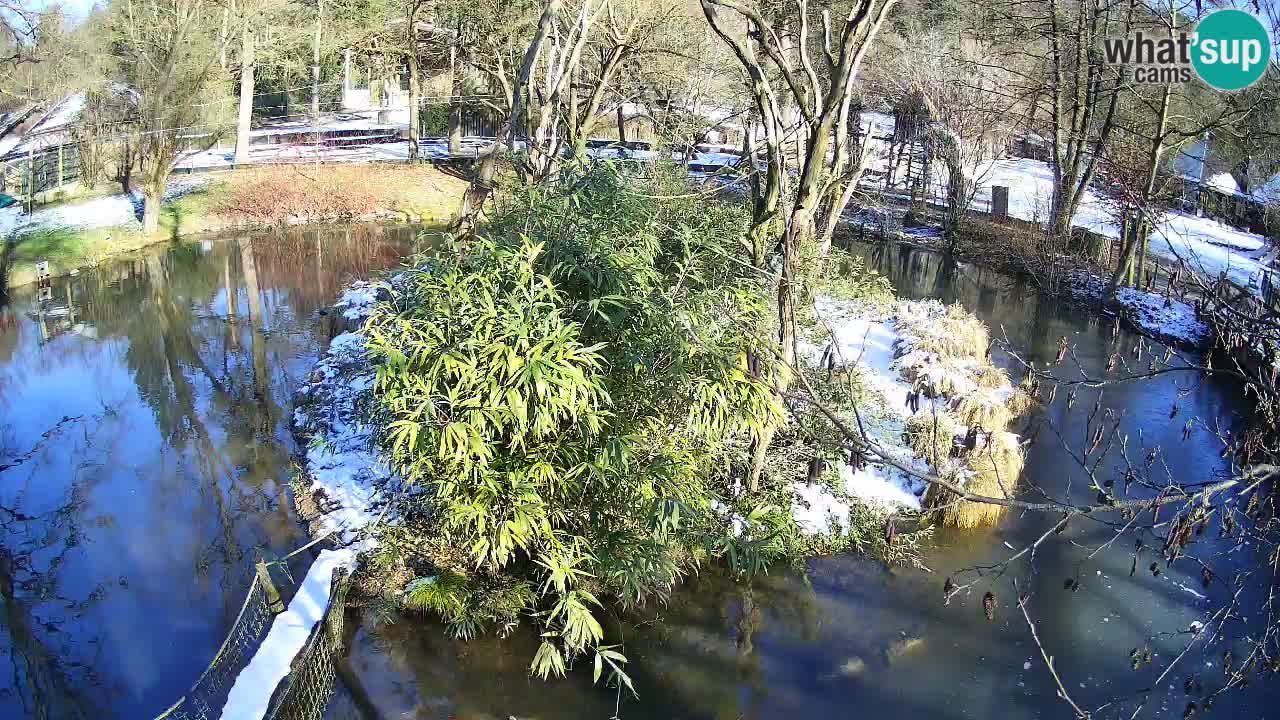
(3, 164, 467, 288)
(840, 218, 1213, 351)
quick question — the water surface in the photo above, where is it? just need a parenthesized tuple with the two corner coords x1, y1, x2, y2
(333, 241, 1275, 720)
(0, 224, 425, 719)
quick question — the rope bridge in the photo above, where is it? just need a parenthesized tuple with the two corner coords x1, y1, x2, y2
(153, 555, 355, 720)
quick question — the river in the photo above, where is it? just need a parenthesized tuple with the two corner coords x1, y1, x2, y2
(0, 224, 425, 719)
(1, 229, 1274, 720)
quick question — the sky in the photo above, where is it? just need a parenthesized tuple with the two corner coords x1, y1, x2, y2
(27, 0, 96, 23)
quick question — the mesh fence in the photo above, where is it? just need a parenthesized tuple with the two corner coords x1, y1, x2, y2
(263, 566, 353, 720)
(154, 573, 277, 720)
(0, 145, 81, 198)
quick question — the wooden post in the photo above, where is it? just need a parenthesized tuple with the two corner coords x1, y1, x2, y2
(256, 560, 286, 614)
(27, 145, 35, 212)
(57, 145, 64, 190)
(991, 186, 1010, 221)
(326, 568, 349, 648)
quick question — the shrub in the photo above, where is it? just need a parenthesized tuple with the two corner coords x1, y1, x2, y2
(213, 165, 381, 224)
(362, 164, 785, 688)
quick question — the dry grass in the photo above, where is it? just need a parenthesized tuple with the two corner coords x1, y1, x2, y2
(904, 411, 961, 465)
(973, 364, 1010, 389)
(213, 164, 467, 226)
(1004, 388, 1038, 420)
(891, 301, 1037, 529)
(952, 390, 1010, 431)
(895, 303, 990, 360)
(925, 430, 1026, 529)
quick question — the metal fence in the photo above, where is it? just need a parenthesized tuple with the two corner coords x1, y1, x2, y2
(0, 144, 81, 199)
(150, 556, 356, 720)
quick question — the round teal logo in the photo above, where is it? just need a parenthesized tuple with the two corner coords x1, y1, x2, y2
(1192, 9, 1271, 91)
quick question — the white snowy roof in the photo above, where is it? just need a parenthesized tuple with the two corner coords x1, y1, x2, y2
(1204, 171, 1241, 196)
(1252, 173, 1280, 204)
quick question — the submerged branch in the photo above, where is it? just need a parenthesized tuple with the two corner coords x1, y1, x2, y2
(780, 385, 1272, 517)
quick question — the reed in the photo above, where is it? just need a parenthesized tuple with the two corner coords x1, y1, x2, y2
(924, 430, 1025, 529)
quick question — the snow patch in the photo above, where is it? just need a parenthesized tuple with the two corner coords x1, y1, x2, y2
(1068, 272, 1209, 348)
(790, 298, 1021, 534)
(332, 281, 380, 321)
(217, 548, 356, 720)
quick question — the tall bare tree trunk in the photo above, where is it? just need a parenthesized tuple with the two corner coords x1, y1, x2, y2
(311, 0, 323, 122)
(234, 20, 255, 165)
(453, 0, 562, 236)
(447, 43, 463, 155)
(407, 27, 420, 162)
(616, 105, 626, 144)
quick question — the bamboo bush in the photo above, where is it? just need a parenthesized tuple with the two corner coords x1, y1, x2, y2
(361, 164, 790, 688)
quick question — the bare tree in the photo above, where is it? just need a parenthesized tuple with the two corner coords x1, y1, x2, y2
(452, 0, 562, 235)
(106, 0, 230, 234)
(702, 0, 897, 491)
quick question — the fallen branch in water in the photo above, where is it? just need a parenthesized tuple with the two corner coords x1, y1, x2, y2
(0, 415, 88, 473)
(1017, 581, 1092, 719)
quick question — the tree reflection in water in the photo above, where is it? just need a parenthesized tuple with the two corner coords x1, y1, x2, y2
(0, 223, 432, 719)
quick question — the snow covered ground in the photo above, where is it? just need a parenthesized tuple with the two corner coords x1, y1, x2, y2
(1068, 272, 1209, 348)
(6, 176, 210, 236)
(969, 158, 1273, 295)
(174, 135, 497, 170)
(789, 298, 1024, 535)
(293, 281, 400, 545)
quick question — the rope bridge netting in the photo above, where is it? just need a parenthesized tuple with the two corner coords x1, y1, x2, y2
(152, 558, 355, 720)
(153, 572, 276, 720)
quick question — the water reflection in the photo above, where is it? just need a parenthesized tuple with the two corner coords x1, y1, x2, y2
(336, 241, 1277, 720)
(0, 224, 425, 719)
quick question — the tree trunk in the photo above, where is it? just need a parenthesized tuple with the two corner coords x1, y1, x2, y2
(616, 104, 626, 144)
(447, 44, 463, 155)
(407, 41, 420, 162)
(748, 235, 798, 492)
(311, 0, 323, 122)
(454, 150, 498, 236)
(143, 183, 162, 235)
(234, 20, 255, 166)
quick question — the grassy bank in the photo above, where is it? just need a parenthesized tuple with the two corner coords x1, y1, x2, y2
(6, 164, 468, 288)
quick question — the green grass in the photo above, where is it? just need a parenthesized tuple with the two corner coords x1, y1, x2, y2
(9, 224, 149, 287)
(5, 167, 465, 288)
(6, 180, 233, 287)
